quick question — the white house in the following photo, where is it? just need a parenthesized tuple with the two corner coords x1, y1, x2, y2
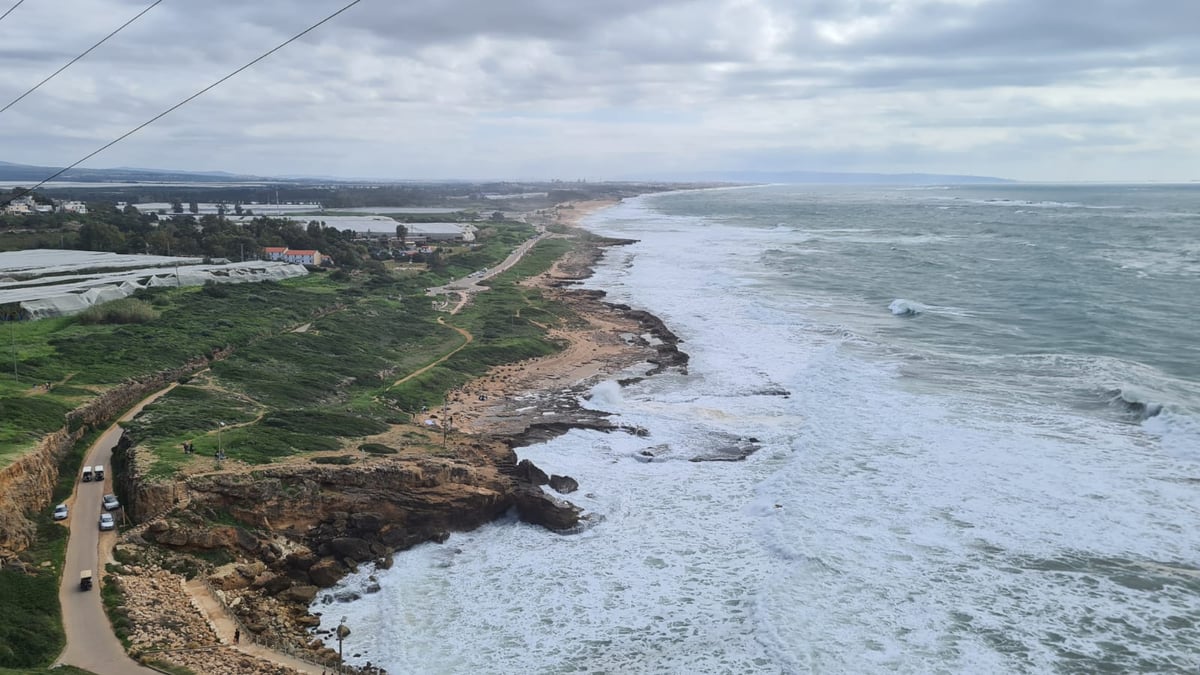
(281, 249, 322, 265)
(262, 247, 322, 265)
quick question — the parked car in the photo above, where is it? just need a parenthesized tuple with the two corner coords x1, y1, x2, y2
(98, 513, 115, 531)
(102, 494, 120, 511)
(81, 466, 93, 482)
(93, 465, 105, 480)
(79, 569, 93, 591)
(53, 504, 68, 520)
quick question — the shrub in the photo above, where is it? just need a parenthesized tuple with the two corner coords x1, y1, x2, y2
(312, 455, 356, 465)
(74, 298, 159, 325)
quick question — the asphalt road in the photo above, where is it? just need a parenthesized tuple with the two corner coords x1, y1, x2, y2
(56, 390, 172, 675)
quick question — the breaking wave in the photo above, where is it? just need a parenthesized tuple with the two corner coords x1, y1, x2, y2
(1105, 387, 1164, 420)
(889, 298, 926, 316)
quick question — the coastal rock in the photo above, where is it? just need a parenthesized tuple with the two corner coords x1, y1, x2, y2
(285, 550, 318, 572)
(308, 559, 347, 588)
(514, 459, 549, 485)
(689, 443, 761, 463)
(548, 474, 579, 494)
(330, 537, 373, 563)
(513, 485, 582, 531)
(282, 584, 319, 604)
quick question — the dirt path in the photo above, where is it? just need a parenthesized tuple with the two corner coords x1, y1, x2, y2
(390, 316, 473, 390)
(185, 579, 326, 675)
(56, 385, 178, 675)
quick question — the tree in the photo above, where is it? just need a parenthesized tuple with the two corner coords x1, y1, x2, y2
(78, 221, 126, 252)
(234, 203, 243, 216)
(188, 201, 199, 214)
(395, 223, 407, 246)
(490, 210, 505, 222)
(171, 200, 183, 214)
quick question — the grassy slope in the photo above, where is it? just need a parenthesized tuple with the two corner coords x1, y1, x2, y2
(0, 222, 575, 668)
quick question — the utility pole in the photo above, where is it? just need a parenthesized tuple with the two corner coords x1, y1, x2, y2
(9, 319, 16, 382)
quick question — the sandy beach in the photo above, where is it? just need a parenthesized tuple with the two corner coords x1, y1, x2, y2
(440, 198, 670, 437)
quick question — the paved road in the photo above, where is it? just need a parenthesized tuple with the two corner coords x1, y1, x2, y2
(56, 389, 173, 675)
(428, 226, 549, 300)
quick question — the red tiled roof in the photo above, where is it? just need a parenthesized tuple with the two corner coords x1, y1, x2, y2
(263, 246, 288, 253)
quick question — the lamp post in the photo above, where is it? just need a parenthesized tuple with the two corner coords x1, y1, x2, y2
(336, 617, 351, 673)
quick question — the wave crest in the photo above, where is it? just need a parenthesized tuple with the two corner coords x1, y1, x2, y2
(889, 299, 926, 316)
(1105, 387, 1165, 420)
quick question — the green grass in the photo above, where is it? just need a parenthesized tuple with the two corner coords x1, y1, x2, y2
(0, 396, 72, 463)
(119, 385, 261, 478)
(0, 514, 69, 668)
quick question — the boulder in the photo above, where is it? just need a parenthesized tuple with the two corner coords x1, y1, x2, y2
(308, 559, 346, 588)
(349, 511, 384, 533)
(331, 537, 373, 562)
(513, 485, 581, 531)
(548, 474, 579, 494)
(514, 459, 549, 485)
(282, 584, 319, 604)
(285, 550, 319, 572)
(689, 443, 761, 463)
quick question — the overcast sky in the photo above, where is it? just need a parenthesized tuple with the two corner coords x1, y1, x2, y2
(1, 0, 1197, 182)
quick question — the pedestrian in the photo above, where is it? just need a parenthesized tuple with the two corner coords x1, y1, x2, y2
(234, 628, 240, 644)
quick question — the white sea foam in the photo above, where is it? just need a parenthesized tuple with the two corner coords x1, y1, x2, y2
(319, 189, 1200, 674)
(889, 298, 926, 316)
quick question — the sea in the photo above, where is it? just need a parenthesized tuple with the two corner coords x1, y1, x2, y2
(316, 184, 1200, 674)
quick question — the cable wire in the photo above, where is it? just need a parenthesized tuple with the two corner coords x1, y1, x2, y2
(0, 0, 26, 26)
(1, 0, 164, 116)
(15, 0, 365, 195)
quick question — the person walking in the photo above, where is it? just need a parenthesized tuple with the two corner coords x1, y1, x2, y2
(234, 628, 240, 644)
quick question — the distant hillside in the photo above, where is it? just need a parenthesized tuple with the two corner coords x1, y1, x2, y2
(641, 169, 1014, 185)
(0, 160, 275, 184)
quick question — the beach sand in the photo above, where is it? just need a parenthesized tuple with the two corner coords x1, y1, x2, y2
(440, 198, 660, 437)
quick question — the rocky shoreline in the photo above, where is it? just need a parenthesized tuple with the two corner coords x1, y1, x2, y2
(108, 206, 691, 673)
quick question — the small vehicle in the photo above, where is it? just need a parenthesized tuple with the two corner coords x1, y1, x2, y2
(93, 465, 105, 480)
(101, 494, 120, 511)
(53, 504, 68, 520)
(98, 513, 115, 531)
(81, 466, 94, 482)
(79, 570, 92, 591)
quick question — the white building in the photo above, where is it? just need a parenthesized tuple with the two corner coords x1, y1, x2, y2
(406, 223, 477, 243)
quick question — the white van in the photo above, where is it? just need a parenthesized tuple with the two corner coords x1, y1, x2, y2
(93, 465, 104, 480)
(81, 466, 94, 482)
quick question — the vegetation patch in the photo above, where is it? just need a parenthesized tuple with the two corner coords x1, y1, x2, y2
(359, 443, 398, 455)
(0, 514, 68, 668)
(311, 455, 357, 465)
(75, 297, 159, 325)
(0, 396, 72, 464)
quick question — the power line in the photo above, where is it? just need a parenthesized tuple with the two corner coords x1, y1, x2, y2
(1, 0, 164, 116)
(15, 0, 366, 196)
(0, 0, 27, 26)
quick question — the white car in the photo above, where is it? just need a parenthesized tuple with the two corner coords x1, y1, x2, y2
(102, 494, 120, 511)
(98, 513, 115, 531)
(53, 504, 68, 520)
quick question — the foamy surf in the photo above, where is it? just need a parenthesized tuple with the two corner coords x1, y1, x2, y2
(318, 184, 1200, 674)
